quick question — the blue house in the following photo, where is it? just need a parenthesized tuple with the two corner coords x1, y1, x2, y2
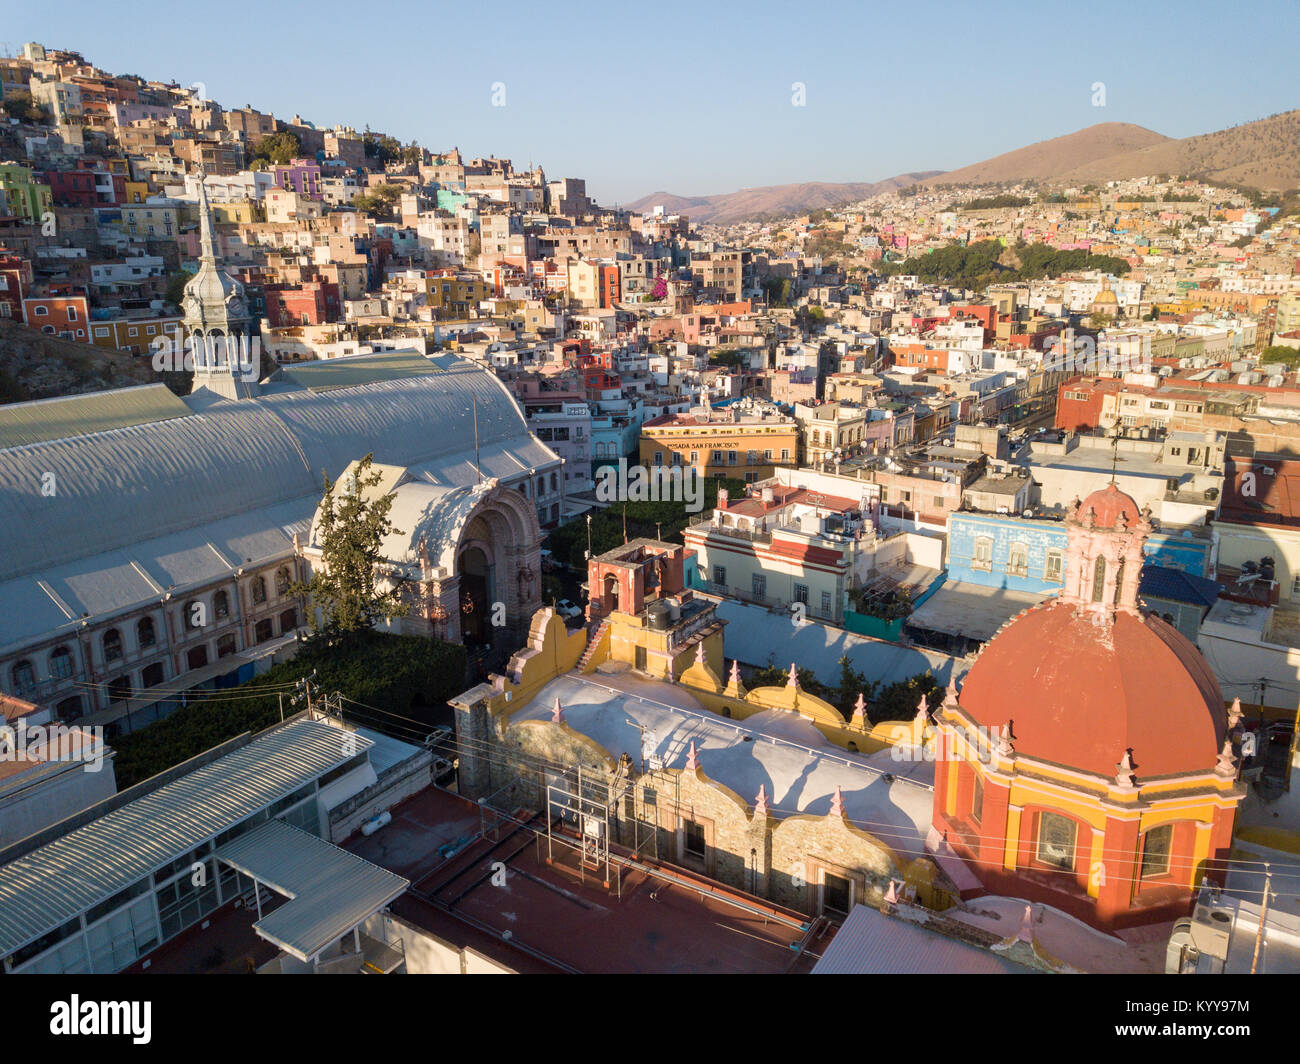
(946, 512, 1214, 592)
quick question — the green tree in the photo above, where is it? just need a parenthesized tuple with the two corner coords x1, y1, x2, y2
(291, 453, 410, 640)
(252, 131, 301, 166)
(0, 89, 45, 123)
(164, 269, 193, 307)
(352, 183, 404, 220)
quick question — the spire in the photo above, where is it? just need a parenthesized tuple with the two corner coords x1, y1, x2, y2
(728, 659, 741, 687)
(685, 740, 700, 772)
(1227, 697, 1243, 729)
(753, 784, 769, 817)
(851, 692, 866, 726)
(1215, 739, 1238, 778)
(551, 697, 563, 724)
(786, 662, 799, 689)
(197, 166, 217, 263)
(829, 785, 845, 818)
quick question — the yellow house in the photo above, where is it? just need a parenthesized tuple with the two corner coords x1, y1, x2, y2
(640, 411, 800, 485)
(89, 316, 184, 355)
(425, 272, 491, 316)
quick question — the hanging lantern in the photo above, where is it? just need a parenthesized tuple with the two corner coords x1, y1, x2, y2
(461, 595, 475, 614)
(429, 601, 448, 622)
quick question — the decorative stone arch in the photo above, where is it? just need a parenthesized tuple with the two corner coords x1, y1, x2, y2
(426, 483, 543, 647)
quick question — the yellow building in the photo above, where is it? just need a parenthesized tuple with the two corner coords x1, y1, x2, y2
(89, 316, 184, 355)
(424, 271, 491, 316)
(639, 411, 799, 484)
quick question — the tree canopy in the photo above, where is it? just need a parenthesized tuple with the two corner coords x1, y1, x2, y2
(290, 453, 410, 640)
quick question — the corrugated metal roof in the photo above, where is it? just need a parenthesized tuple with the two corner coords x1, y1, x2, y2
(0, 383, 191, 449)
(0, 719, 370, 958)
(0, 363, 551, 585)
(811, 904, 1030, 975)
(278, 351, 442, 392)
(216, 819, 408, 962)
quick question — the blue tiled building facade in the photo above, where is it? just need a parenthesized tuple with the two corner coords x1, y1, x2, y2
(947, 512, 1213, 592)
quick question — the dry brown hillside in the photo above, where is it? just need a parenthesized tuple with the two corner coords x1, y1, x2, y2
(1063, 110, 1300, 190)
(625, 173, 942, 224)
(925, 123, 1171, 186)
(0, 320, 155, 404)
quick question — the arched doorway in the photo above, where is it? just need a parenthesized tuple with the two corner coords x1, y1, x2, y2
(457, 544, 493, 645)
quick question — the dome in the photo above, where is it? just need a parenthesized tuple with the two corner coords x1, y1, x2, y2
(956, 600, 1226, 779)
(1072, 483, 1141, 529)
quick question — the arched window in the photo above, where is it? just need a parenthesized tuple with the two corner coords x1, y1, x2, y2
(275, 566, 291, 596)
(1140, 824, 1173, 879)
(137, 617, 156, 648)
(49, 645, 73, 680)
(103, 628, 123, 663)
(1091, 556, 1106, 603)
(11, 660, 35, 695)
(252, 576, 267, 605)
(214, 590, 229, 619)
(184, 599, 205, 630)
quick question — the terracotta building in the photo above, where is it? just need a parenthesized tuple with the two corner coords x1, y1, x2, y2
(932, 484, 1244, 929)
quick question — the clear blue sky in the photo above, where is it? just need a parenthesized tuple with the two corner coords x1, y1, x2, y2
(9, 0, 1298, 203)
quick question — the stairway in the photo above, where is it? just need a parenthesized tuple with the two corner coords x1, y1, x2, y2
(575, 618, 610, 673)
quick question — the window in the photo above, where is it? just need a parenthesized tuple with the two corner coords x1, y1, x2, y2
(752, 573, 767, 601)
(67, 306, 78, 322)
(279, 608, 297, 634)
(1008, 542, 1028, 577)
(56, 696, 83, 721)
(108, 675, 132, 704)
(971, 774, 984, 824)
(781, 449, 790, 461)
(49, 644, 73, 680)
(972, 537, 993, 571)
(1044, 550, 1064, 583)
(1091, 556, 1106, 603)
(141, 662, 165, 688)
(11, 660, 35, 696)
(32, 305, 48, 317)
(217, 634, 238, 658)
(822, 871, 852, 916)
(794, 584, 809, 604)
(1137, 823, 1174, 879)
(712, 565, 727, 587)
(103, 628, 123, 662)
(820, 590, 832, 616)
(187, 646, 208, 670)
(275, 567, 291, 596)
(137, 616, 156, 648)
(727, 450, 738, 465)
(1037, 812, 1077, 871)
(213, 590, 229, 620)
(255, 619, 274, 643)
(683, 820, 706, 858)
(252, 577, 267, 605)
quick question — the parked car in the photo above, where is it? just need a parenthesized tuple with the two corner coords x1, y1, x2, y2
(555, 599, 583, 620)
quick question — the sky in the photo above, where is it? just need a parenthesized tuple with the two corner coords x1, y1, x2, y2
(9, 0, 1299, 204)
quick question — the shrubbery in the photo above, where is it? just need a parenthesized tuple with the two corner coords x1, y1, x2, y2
(110, 631, 466, 788)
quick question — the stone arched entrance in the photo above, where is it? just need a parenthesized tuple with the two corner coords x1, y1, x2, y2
(418, 482, 543, 649)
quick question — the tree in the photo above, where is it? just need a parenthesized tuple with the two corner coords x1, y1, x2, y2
(164, 269, 193, 308)
(252, 131, 301, 166)
(352, 183, 403, 220)
(0, 90, 45, 123)
(291, 454, 410, 640)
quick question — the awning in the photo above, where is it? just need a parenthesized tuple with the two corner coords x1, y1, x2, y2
(216, 819, 409, 963)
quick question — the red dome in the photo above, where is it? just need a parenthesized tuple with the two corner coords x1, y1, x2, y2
(1075, 483, 1142, 529)
(957, 601, 1226, 779)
